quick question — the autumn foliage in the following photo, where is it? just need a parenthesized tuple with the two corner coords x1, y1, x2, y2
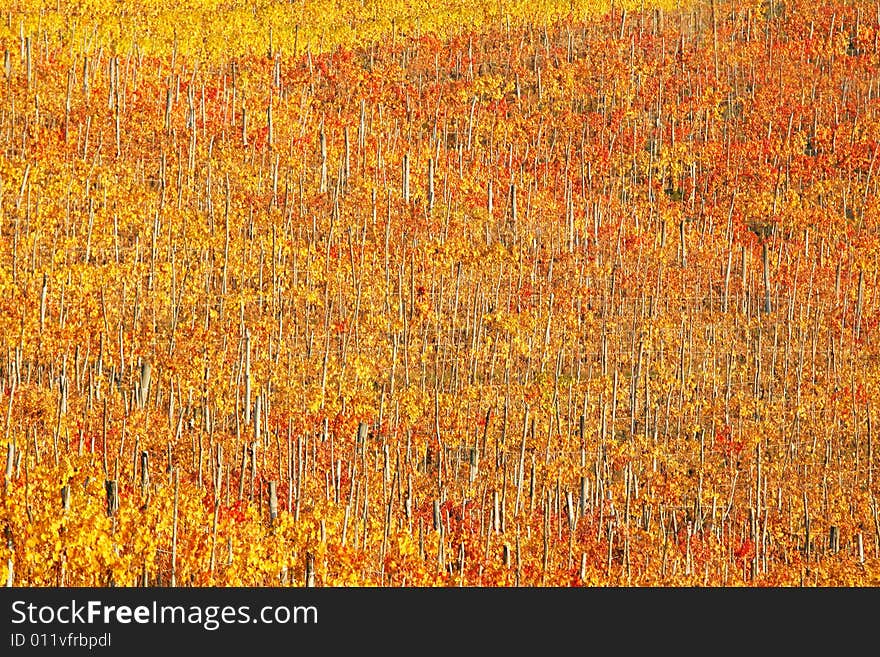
(1, 0, 880, 586)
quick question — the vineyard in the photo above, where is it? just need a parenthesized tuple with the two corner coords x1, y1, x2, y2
(1, 0, 879, 586)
